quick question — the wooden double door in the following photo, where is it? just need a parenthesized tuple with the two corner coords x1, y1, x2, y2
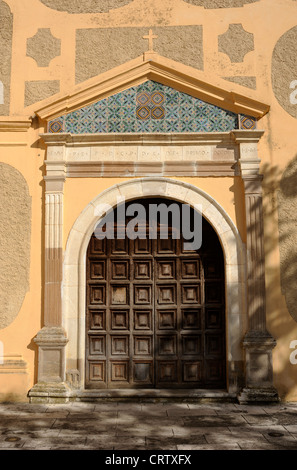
(85, 199, 226, 389)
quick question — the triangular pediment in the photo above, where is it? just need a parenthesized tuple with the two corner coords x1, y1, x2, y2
(35, 52, 269, 133)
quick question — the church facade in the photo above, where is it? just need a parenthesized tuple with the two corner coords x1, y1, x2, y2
(1, 0, 297, 403)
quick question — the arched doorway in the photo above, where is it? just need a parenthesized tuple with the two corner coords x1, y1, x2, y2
(85, 198, 226, 389)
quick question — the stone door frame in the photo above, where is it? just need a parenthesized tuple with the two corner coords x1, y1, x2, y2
(63, 177, 246, 397)
(28, 130, 279, 403)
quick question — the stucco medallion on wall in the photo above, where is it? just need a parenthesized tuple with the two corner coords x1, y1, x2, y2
(76, 26, 203, 84)
(0, 0, 13, 116)
(278, 157, 297, 323)
(218, 24, 254, 63)
(0, 164, 31, 329)
(272, 26, 297, 119)
(39, 0, 133, 13)
(27, 29, 61, 67)
(182, 0, 258, 8)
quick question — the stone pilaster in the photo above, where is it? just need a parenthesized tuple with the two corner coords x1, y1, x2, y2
(29, 161, 70, 403)
(233, 131, 279, 403)
(44, 189, 63, 327)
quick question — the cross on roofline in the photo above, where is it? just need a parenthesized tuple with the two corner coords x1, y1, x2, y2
(143, 29, 158, 52)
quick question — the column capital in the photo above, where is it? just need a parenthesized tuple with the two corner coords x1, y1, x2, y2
(231, 130, 265, 144)
(44, 175, 66, 192)
(232, 130, 265, 179)
(44, 160, 66, 192)
(242, 174, 264, 194)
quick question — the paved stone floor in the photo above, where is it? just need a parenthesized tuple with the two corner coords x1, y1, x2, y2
(1, 400, 297, 450)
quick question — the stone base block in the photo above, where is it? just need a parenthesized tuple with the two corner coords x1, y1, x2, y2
(28, 381, 73, 404)
(34, 326, 68, 384)
(238, 387, 280, 404)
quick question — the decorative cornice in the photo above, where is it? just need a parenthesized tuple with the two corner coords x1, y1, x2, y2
(0, 117, 32, 132)
(35, 54, 270, 121)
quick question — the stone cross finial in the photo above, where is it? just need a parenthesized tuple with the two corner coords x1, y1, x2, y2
(143, 29, 158, 52)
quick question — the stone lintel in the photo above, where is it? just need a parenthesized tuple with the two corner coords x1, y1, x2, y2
(64, 160, 237, 177)
(41, 131, 236, 147)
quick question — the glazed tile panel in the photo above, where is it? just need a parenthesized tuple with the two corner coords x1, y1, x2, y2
(48, 81, 256, 133)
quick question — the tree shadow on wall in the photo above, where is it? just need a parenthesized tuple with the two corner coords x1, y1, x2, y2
(255, 158, 297, 399)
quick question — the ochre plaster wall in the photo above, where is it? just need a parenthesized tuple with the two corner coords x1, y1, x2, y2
(0, 0, 297, 400)
(0, 0, 13, 116)
(0, 125, 44, 400)
(63, 176, 244, 252)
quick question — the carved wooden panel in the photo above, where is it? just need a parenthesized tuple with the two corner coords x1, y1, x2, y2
(158, 362, 178, 383)
(134, 285, 152, 304)
(111, 336, 129, 355)
(182, 309, 201, 329)
(157, 285, 176, 304)
(158, 309, 177, 329)
(134, 362, 153, 384)
(134, 336, 152, 355)
(181, 260, 200, 279)
(111, 260, 129, 280)
(111, 237, 129, 255)
(90, 236, 105, 254)
(89, 336, 105, 355)
(134, 237, 152, 255)
(89, 362, 105, 382)
(134, 310, 152, 330)
(134, 260, 152, 280)
(111, 285, 128, 305)
(181, 285, 200, 304)
(157, 260, 175, 279)
(182, 335, 201, 355)
(86, 199, 225, 389)
(90, 261, 105, 279)
(158, 335, 177, 355)
(111, 361, 129, 382)
(157, 237, 176, 254)
(183, 362, 202, 382)
(89, 309, 105, 330)
(111, 310, 129, 330)
(90, 285, 105, 304)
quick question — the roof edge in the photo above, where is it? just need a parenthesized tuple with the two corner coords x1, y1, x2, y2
(34, 53, 270, 121)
